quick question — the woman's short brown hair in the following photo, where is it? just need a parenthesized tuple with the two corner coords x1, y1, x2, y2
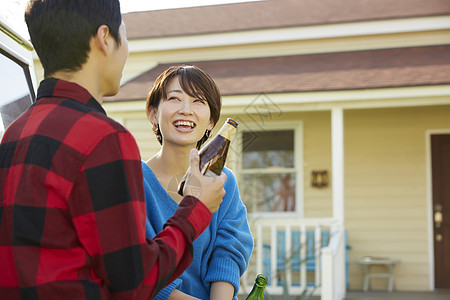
(146, 65, 222, 148)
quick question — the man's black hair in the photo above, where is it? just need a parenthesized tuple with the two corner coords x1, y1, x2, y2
(25, 0, 122, 77)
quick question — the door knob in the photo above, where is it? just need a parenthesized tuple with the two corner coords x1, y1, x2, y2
(434, 211, 443, 228)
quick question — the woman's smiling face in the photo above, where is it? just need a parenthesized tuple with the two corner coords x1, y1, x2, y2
(150, 76, 214, 148)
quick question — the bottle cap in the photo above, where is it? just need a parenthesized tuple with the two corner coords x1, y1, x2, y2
(226, 118, 238, 128)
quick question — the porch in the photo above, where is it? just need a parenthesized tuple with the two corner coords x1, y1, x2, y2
(240, 218, 347, 300)
(344, 290, 450, 300)
(239, 214, 450, 300)
(238, 290, 450, 300)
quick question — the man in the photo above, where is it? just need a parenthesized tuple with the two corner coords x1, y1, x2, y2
(0, 0, 226, 299)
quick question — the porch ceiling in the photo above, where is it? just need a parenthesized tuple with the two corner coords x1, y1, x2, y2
(105, 45, 450, 102)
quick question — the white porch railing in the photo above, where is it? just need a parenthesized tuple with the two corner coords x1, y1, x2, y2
(321, 227, 346, 300)
(240, 218, 346, 300)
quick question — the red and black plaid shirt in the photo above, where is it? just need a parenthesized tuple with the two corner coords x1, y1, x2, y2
(0, 78, 212, 299)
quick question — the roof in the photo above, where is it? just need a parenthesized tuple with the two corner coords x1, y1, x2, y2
(105, 45, 450, 102)
(123, 0, 450, 39)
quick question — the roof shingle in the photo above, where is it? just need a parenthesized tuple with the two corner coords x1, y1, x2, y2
(105, 45, 450, 102)
(123, 0, 450, 39)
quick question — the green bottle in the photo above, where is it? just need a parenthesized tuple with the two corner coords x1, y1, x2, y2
(246, 274, 267, 300)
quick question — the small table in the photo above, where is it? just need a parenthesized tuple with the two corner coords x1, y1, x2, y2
(358, 256, 400, 292)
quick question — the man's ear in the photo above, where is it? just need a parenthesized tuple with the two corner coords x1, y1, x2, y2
(94, 25, 111, 56)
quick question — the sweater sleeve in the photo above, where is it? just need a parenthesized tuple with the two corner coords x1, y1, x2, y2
(71, 130, 212, 299)
(203, 168, 253, 297)
(152, 278, 183, 300)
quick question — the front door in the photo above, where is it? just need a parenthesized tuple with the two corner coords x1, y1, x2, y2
(431, 134, 450, 289)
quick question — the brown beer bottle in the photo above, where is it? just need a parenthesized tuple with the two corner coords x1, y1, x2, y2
(177, 118, 238, 196)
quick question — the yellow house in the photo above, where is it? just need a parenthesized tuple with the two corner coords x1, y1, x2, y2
(32, 0, 450, 297)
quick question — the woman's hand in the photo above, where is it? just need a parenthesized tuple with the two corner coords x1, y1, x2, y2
(184, 148, 226, 213)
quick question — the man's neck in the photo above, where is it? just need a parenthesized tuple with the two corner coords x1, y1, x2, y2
(51, 69, 103, 104)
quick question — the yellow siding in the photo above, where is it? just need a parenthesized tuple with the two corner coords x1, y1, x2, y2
(345, 105, 450, 291)
(107, 109, 159, 160)
(300, 111, 333, 218)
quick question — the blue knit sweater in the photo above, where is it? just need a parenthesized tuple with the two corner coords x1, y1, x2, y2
(142, 162, 253, 300)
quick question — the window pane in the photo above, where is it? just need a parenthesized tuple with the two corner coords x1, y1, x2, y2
(0, 51, 34, 138)
(242, 130, 294, 169)
(242, 173, 295, 213)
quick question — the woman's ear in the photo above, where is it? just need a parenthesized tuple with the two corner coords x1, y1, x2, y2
(207, 119, 215, 131)
(148, 107, 159, 125)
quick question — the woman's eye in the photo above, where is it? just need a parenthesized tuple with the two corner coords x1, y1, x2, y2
(194, 99, 206, 104)
(168, 97, 179, 101)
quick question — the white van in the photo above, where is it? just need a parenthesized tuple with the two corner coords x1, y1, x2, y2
(0, 15, 37, 139)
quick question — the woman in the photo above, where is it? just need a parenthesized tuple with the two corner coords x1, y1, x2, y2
(143, 65, 253, 300)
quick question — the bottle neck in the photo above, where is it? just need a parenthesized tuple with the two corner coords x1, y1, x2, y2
(217, 122, 236, 141)
(247, 285, 265, 300)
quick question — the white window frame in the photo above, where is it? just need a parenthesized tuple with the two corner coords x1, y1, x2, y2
(235, 120, 304, 219)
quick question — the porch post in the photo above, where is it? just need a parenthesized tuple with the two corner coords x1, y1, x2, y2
(331, 107, 345, 225)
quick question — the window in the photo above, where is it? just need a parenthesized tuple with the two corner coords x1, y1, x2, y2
(238, 122, 303, 216)
(0, 49, 35, 139)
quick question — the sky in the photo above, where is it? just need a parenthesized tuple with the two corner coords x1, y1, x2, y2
(2, 0, 260, 39)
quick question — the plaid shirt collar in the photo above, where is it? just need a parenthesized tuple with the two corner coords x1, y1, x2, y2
(36, 78, 106, 115)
